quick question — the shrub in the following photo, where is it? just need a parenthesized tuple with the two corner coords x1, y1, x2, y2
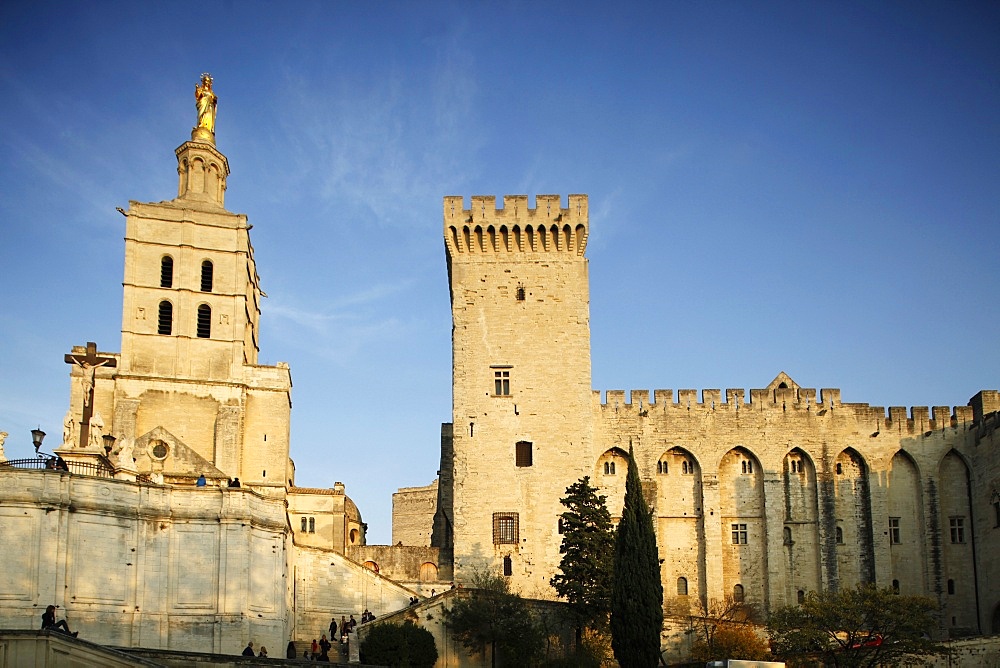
(360, 620, 438, 668)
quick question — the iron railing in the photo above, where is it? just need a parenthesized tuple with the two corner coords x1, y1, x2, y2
(0, 457, 115, 479)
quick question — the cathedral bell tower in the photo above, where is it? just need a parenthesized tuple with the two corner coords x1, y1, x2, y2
(64, 75, 291, 491)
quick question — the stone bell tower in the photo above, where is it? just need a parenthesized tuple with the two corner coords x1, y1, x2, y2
(65, 74, 292, 491)
(441, 194, 595, 593)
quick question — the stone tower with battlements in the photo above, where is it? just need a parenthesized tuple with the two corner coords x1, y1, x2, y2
(426, 192, 1000, 645)
(440, 194, 596, 594)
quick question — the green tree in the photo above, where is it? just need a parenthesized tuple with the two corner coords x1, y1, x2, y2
(444, 568, 545, 667)
(610, 446, 663, 667)
(768, 584, 950, 667)
(550, 476, 615, 629)
(360, 620, 438, 668)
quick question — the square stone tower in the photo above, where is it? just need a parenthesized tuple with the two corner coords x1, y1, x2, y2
(61, 78, 291, 491)
(441, 194, 595, 594)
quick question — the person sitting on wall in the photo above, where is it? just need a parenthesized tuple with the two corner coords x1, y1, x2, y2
(258, 646, 267, 658)
(230, 477, 241, 488)
(41, 605, 77, 637)
(196, 473, 206, 486)
(242, 641, 255, 656)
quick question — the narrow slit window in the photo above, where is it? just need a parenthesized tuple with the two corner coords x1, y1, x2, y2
(503, 555, 512, 576)
(300, 517, 307, 532)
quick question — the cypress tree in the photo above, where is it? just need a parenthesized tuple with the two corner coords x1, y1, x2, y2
(550, 476, 615, 628)
(611, 446, 663, 667)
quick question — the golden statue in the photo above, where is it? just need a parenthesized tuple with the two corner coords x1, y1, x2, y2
(194, 73, 217, 139)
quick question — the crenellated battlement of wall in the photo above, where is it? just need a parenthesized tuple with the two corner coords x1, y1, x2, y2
(443, 194, 588, 256)
(594, 385, 983, 431)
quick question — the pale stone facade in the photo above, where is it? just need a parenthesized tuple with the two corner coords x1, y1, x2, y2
(393, 479, 438, 546)
(430, 194, 1000, 638)
(0, 108, 428, 656)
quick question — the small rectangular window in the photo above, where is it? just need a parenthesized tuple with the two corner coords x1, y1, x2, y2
(493, 512, 518, 544)
(300, 517, 307, 532)
(493, 369, 510, 396)
(889, 517, 901, 544)
(308, 517, 315, 533)
(515, 441, 532, 467)
(731, 523, 748, 545)
(950, 517, 965, 544)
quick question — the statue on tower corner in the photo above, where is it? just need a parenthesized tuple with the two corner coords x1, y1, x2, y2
(193, 73, 217, 142)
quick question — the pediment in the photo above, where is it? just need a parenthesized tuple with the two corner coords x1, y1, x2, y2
(133, 427, 226, 477)
(765, 372, 800, 392)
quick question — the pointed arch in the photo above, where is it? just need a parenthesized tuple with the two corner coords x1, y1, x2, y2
(887, 449, 925, 594)
(939, 449, 975, 630)
(719, 447, 766, 609)
(833, 447, 875, 586)
(781, 447, 821, 604)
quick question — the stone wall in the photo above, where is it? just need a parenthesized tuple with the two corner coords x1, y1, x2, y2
(291, 545, 414, 645)
(0, 468, 289, 655)
(392, 479, 438, 547)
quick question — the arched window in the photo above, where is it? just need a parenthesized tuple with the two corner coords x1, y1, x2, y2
(197, 304, 211, 338)
(836, 462, 843, 475)
(308, 517, 315, 533)
(363, 561, 379, 574)
(733, 584, 744, 603)
(503, 555, 512, 577)
(682, 460, 690, 475)
(677, 577, 688, 596)
(835, 527, 844, 544)
(200, 260, 213, 292)
(604, 461, 615, 475)
(300, 517, 307, 532)
(157, 300, 173, 335)
(657, 460, 667, 474)
(797, 590, 805, 604)
(160, 256, 173, 288)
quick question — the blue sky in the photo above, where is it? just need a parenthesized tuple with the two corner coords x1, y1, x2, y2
(1, 1, 997, 543)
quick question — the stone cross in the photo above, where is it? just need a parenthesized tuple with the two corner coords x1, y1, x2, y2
(64, 342, 117, 449)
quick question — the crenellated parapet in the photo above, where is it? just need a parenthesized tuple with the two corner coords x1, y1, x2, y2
(443, 194, 588, 257)
(594, 385, 982, 432)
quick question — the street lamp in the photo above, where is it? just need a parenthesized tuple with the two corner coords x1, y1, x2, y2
(102, 434, 117, 455)
(31, 428, 46, 454)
